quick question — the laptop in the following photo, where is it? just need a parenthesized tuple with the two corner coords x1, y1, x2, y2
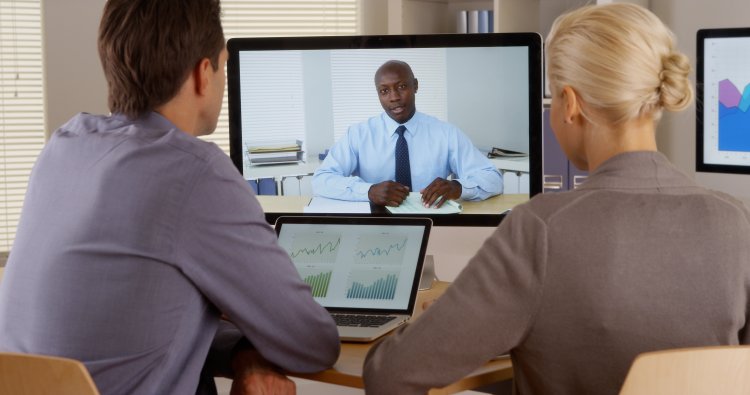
(274, 215, 432, 342)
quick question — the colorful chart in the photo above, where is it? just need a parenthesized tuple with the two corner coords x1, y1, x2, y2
(718, 79, 750, 152)
(298, 268, 332, 298)
(346, 271, 399, 300)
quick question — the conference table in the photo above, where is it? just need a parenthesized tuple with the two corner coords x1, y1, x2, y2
(289, 281, 514, 394)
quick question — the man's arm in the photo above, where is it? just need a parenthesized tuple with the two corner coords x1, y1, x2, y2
(178, 151, 340, 374)
(363, 206, 547, 394)
(311, 132, 373, 201)
(204, 321, 295, 395)
(229, 348, 296, 395)
(450, 131, 504, 201)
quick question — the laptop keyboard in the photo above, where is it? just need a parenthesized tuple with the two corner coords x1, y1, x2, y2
(332, 314, 398, 328)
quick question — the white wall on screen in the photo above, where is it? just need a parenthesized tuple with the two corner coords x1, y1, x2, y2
(446, 46, 530, 153)
(302, 51, 335, 159)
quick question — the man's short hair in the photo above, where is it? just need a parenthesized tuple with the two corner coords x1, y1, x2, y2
(374, 60, 415, 84)
(98, 0, 225, 118)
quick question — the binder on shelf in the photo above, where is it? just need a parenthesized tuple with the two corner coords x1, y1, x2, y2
(478, 10, 489, 33)
(467, 10, 479, 33)
(456, 10, 468, 33)
(457, 9, 493, 34)
(257, 178, 278, 195)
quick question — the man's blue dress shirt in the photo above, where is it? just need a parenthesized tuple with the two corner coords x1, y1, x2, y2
(312, 112, 503, 201)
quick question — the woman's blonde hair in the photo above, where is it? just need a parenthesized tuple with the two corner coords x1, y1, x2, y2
(545, 3, 693, 125)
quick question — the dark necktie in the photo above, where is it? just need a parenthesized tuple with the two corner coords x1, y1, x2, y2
(394, 125, 412, 190)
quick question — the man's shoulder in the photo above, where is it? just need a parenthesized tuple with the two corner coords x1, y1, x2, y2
(54, 112, 226, 169)
(413, 112, 464, 137)
(356, 113, 387, 129)
(345, 113, 387, 137)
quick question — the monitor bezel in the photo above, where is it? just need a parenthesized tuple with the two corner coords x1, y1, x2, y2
(696, 27, 750, 175)
(227, 33, 543, 226)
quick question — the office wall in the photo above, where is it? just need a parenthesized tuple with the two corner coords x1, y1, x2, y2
(42, 0, 109, 137)
(650, 0, 750, 202)
(447, 46, 530, 153)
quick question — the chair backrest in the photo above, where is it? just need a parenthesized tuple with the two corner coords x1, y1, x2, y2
(619, 346, 750, 395)
(0, 352, 100, 395)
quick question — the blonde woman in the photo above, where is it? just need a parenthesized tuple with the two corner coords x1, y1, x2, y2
(363, 4, 750, 395)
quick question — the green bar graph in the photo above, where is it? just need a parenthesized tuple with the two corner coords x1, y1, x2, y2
(302, 270, 332, 298)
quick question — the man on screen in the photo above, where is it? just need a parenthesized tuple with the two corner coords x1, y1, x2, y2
(312, 60, 503, 207)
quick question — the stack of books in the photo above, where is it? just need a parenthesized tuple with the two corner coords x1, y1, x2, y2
(247, 140, 304, 165)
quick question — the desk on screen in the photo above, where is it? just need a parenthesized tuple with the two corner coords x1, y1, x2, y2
(256, 193, 529, 215)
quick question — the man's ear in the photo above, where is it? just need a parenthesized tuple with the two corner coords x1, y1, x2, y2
(413, 78, 418, 93)
(561, 85, 581, 124)
(192, 57, 213, 96)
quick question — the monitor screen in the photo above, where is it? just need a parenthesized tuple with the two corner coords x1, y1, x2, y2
(696, 27, 750, 175)
(227, 33, 543, 226)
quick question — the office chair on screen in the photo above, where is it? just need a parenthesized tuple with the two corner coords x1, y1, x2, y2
(619, 346, 750, 395)
(0, 352, 100, 395)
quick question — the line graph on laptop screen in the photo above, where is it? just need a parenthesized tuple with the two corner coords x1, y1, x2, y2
(287, 231, 341, 264)
(353, 234, 407, 265)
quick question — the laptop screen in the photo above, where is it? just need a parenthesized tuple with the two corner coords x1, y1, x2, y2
(275, 216, 431, 312)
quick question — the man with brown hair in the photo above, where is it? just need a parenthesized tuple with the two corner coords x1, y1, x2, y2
(0, 1, 339, 394)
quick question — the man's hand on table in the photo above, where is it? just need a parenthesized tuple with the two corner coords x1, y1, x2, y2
(420, 178, 461, 208)
(368, 181, 409, 206)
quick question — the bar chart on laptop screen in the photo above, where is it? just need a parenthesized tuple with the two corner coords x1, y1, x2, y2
(346, 270, 399, 300)
(297, 268, 332, 298)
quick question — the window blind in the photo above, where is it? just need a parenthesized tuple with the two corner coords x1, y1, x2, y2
(203, 0, 358, 153)
(237, 50, 305, 154)
(0, 0, 43, 254)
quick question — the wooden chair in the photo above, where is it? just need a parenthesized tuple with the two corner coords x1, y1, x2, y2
(619, 346, 750, 395)
(0, 352, 100, 395)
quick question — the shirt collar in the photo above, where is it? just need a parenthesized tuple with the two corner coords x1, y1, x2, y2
(112, 111, 181, 133)
(384, 111, 421, 137)
(577, 151, 696, 190)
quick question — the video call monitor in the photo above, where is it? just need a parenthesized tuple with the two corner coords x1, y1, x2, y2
(227, 33, 543, 225)
(697, 27, 750, 175)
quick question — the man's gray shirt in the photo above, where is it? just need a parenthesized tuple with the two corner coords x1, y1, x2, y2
(0, 112, 340, 394)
